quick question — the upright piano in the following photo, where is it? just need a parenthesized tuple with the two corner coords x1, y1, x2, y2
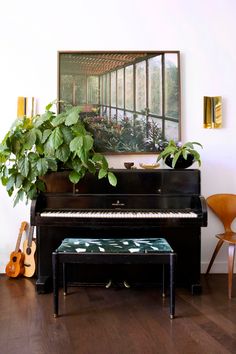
(31, 169, 207, 294)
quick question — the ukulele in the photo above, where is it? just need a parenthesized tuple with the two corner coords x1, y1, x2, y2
(23, 226, 36, 277)
(5, 221, 29, 278)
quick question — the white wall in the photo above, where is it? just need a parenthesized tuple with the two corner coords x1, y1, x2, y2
(0, 0, 236, 273)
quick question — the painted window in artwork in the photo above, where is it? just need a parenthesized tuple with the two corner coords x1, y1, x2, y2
(111, 71, 116, 107)
(87, 76, 99, 104)
(148, 56, 162, 115)
(125, 65, 134, 111)
(117, 69, 124, 109)
(135, 61, 146, 113)
(75, 75, 86, 105)
(165, 53, 179, 119)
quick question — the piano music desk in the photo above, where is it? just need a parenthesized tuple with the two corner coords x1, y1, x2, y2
(52, 238, 176, 319)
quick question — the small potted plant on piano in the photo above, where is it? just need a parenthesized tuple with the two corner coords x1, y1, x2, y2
(0, 100, 117, 206)
(156, 140, 203, 168)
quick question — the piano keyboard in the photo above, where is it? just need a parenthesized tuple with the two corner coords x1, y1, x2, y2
(40, 210, 198, 219)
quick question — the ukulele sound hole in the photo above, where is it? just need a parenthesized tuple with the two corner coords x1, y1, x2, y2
(26, 248, 31, 255)
(12, 256, 17, 262)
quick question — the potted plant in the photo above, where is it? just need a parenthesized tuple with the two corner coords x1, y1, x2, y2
(0, 101, 117, 206)
(156, 140, 203, 168)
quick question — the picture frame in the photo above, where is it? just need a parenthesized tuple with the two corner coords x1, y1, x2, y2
(58, 51, 181, 154)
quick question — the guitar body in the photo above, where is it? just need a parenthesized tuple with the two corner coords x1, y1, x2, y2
(23, 238, 36, 277)
(5, 221, 28, 278)
(5, 250, 25, 278)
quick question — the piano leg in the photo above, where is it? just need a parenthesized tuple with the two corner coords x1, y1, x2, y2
(191, 283, 202, 295)
(36, 276, 53, 294)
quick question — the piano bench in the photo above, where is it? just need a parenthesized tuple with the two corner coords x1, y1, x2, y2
(52, 238, 176, 319)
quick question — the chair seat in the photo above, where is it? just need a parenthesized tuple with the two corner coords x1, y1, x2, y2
(216, 232, 236, 243)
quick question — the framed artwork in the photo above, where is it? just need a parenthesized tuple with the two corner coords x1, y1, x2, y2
(58, 51, 180, 154)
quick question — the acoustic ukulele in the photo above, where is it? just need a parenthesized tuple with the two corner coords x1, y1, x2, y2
(5, 221, 29, 278)
(23, 225, 36, 277)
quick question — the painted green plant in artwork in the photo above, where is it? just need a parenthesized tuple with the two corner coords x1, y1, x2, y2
(0, 101, 117, 206)
(84, 115, 162, 153)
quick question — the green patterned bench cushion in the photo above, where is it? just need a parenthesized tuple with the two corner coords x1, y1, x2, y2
(57, 238, 173, 254)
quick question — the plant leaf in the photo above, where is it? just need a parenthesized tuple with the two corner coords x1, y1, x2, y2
(172, 151, 182, 167)
(37, 158, 49, 176)
(15, 174, 24, 188)
(52, 112, 66, 127)
(49, 127, 63, 149)
(46, 158, 58, 171)
(70, 136, 83, 152)
(61, 125, 73, 144)
(34, 111, 53, 128)
(35, 179, 46, 192)
(77, 148, 88, 166)
(71, 158, 82, 171)
(27, 184, 38, 199)
(6, 175, 15, 191)
(83, 135, 94, 152)
(55, 144, 70, 162)
(19, 157, 30, 177)
(13, 190, 25, 207)
(98, 168, 107, 179)
(34, 128, 43, 142)
(45, 101, 54, 111)
(87, 159, 96, 174)
(69, 170, 81, 184)
(65, 109, 79, 126)
(92, 153, 103, 163)
(108, 172, 117, 186)
(43, 139, 55, 156)
(24, 130, 36, 149)
(42, 129, 52, 143)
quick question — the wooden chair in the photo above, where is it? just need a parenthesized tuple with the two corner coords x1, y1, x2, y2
(206, 194, 236, 298)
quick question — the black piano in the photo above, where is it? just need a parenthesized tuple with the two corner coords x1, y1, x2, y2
(31, 169, 207, 294)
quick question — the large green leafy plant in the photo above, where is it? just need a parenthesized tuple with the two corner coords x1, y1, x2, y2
(0, 101, 117, 206)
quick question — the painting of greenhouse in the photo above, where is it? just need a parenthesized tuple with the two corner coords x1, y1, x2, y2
(58, 51, 180, 153)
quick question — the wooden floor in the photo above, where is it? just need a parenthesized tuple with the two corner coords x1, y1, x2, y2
(1, 274, 236, 354)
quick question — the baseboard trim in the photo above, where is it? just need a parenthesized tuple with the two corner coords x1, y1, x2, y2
(201, 261, 236, 273)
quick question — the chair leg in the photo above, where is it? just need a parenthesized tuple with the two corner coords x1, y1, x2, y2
(206, 239, 224, 274)
(228, 244, 236, 299)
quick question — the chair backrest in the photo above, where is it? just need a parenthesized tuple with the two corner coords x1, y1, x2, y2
(206, 194, 236, 232)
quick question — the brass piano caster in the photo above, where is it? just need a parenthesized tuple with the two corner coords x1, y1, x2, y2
(105, 279, 112, 288)
(123, 280, 131, 288)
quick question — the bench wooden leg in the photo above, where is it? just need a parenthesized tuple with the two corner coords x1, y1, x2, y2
(162, 264, 166, 297)
(169, 253, 176, 319)
(63, 263, 67, 296)
(52, 252, 59, 317)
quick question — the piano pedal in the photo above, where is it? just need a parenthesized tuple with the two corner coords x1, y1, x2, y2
(105, 279, 131, 289)
(123, 280, 131, 289)
(105, 279, 112, 288)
